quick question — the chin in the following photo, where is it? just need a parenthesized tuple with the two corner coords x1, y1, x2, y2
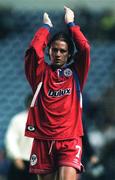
(54, 63, 62, 67)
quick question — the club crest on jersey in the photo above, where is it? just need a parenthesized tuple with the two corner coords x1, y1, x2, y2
(48, 88, 71, 97)
(64, 68, 72, 77)
(30, 154, 37, 166)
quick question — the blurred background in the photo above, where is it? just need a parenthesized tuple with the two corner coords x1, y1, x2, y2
(0, 0, 115, 180)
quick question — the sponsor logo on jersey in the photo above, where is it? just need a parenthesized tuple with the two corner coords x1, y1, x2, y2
(30, 154, 37, 166)
(48, 88, 71, 97)
(64, 68, 72, 77)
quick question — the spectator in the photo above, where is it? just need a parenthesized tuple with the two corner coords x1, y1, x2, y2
(4, 94, 37, 180)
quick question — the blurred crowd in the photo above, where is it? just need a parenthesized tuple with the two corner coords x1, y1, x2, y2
(0, 6, 115, 180)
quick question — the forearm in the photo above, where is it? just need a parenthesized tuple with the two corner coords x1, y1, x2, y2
(69, 24, 90, 90)
(5, 132, 22, 159)
(68, 23, 90, 51)
(25, 25, 51, 90)
(29, 11, 53, 60)
(64, 6, 90, 68)
(30, 25, 50, 60)
(25, 11, 53, 90)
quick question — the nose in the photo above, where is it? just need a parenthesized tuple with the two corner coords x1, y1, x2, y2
(56, 50, 61, 56)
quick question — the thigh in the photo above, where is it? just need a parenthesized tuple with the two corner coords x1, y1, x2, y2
(56, 137, 83, 173)
(29, 139, 56, 175)
(56, 166, 80, 180)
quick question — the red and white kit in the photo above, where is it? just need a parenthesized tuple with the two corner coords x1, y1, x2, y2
(25, 24, 90, 173)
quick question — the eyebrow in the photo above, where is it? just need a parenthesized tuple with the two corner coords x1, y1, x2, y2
(52, 48, 68, 53)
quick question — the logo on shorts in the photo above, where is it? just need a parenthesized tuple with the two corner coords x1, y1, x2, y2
(64, 68, 72, 77)
(30, 154, 37, 166)
(27, 125, 35, 132)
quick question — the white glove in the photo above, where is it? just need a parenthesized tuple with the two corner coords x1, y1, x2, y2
(64, 6, 74, 24)
(43, 12, 53, 27)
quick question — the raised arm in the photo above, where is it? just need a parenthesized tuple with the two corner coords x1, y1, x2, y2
(64, 6, 90, 91)
(25, 13, 53, 91)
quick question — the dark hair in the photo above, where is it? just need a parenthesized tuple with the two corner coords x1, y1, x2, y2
(48, 32, 74, 63)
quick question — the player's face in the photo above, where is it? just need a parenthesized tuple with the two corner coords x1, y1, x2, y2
(49, 40, 70, 68)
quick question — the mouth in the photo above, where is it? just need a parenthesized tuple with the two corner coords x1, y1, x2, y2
(55, 57, 62, 61)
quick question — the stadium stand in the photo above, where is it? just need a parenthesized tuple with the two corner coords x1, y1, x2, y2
(0, 9, 115, 180)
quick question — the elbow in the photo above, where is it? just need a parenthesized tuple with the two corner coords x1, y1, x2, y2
(84, 41, 90, 52)
(82, 42, 91, 62)
(79, 41, 90, 54)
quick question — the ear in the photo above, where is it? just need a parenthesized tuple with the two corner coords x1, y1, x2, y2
(67, 54, 72, 63)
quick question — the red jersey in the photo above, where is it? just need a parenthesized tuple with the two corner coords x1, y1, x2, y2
(25, 24, 90, 140)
